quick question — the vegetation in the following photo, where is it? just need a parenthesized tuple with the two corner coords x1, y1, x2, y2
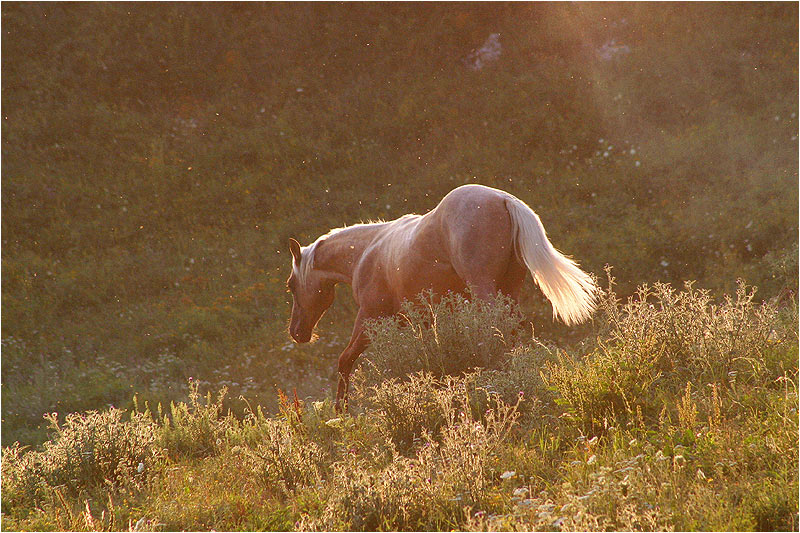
(2, 3, 797, 530)
(3, 284, 797, 530)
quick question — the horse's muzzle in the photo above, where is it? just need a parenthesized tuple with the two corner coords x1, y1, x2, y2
(290, 323, 312, 343)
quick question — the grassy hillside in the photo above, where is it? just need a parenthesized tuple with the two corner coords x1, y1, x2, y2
(1, 3, 798, 529)
(2, 285, 797, 530)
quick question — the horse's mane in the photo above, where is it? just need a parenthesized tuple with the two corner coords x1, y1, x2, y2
(297, 220, 388, 284)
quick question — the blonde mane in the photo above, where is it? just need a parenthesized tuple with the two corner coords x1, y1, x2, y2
(296, 220, 388, 286)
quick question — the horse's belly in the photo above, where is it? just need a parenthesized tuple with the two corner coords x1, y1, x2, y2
(395, 258, 466, 302)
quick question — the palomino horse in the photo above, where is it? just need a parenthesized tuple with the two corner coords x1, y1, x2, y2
(287, 184, 598, 410)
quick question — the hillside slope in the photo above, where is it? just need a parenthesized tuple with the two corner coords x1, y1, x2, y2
(2, 3, 797, 449)
(2, 286, 797, 530)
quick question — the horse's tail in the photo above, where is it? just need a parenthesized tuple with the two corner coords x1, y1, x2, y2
(504, 196, 599, 326)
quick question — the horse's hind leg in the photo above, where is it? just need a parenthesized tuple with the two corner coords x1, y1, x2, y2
(499, 258, 532, 335)
(498, 257, 527, 302)
(447, 197, 517, 300)
(458, 245, 519, 301)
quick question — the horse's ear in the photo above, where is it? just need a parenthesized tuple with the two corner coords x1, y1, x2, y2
(288, 238, 302, 264)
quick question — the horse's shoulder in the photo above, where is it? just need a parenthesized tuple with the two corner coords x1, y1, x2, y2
(351, 243, 393, 303)
(352, 239, 385, 278)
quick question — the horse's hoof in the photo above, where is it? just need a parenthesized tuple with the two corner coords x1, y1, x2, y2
(334, 398, 349, 414)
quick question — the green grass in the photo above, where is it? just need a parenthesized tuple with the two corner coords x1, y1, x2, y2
(1, 3, 798, 530)
(2, 285, 797, 531)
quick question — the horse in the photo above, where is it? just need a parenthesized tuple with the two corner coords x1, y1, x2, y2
(286, 184, 598, 411)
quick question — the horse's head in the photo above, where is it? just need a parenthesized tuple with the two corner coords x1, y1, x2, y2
(287, 237, 336, 343)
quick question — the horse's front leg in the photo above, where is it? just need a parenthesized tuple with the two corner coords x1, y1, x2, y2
(335, 313, 371, 413)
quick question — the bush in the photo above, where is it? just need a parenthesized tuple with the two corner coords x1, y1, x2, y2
(601, 278, 789, 384)
(158, 381, 233, 459)
(233, 391, 335, 495)
(545, 276, 793, 432)
(237, 417, 328, 494)
(354, 370, 508, 455)
(1, 407, 163, 510)
(303, 372, 520, 531)
(2, 276, 797, 531)
(361, 290, 528, 383)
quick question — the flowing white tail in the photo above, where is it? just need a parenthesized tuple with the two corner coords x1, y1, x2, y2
(505, 196, 599, 325)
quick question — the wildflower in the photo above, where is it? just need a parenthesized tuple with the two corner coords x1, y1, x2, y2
(518, 498, 536, 508)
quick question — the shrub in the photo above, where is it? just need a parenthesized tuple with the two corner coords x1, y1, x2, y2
(354, 370, 508, 456)
(544, 345, 661, 433)
(602, 278, 788, 384)
(1, 407, 163, 510)
(361, 290, 527, 383)
(236, 416, 328, 494)
(232, 391, 336, 495)
(477, 343, 560, 427)
(352, 371, 446, 454)
(301, 453, 454, 531)
(428, 387, 520, 510)
(303, 372, 520, 531)
(158, 381, 233, 459)
(544, 276, 793, 433)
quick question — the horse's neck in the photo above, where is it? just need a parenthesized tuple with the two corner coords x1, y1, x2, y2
(313, 223, 387, 284)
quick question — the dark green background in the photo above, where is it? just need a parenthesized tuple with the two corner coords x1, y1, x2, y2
(2, 2, 797, 446)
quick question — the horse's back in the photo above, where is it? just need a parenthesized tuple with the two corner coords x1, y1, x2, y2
(438, 183, 512, 205)
(390, 184, 520, 301)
